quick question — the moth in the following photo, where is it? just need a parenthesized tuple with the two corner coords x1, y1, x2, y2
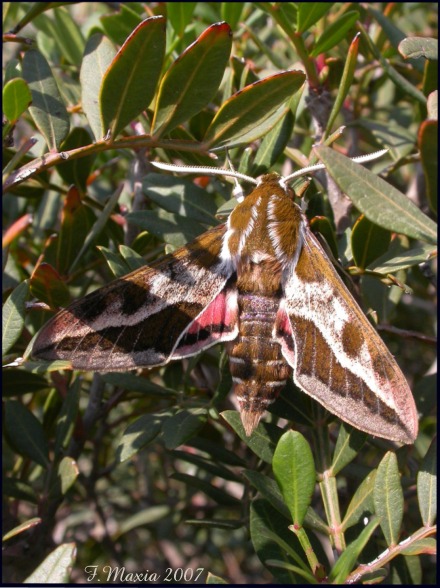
(32, 157, 418, 444)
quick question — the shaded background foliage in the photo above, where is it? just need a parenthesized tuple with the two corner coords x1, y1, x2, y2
(2, 2, 437, 584)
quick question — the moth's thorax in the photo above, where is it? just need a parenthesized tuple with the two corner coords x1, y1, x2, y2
(221, 174, 303, 270)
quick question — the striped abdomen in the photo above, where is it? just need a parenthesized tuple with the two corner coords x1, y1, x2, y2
(225, 289, 291, 435)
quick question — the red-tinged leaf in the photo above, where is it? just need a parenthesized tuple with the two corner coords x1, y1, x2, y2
(418, 119, 438, 215)
(324, 32, 360, 138)
(30, 263, 70, 309)
(56, 186, 95, 275)
(2, 213, 33, 248)
(100, 16, 166, 139)
(21, 50, 69, 151)
(400, 538, 437, 556)
(2, 517, 41, 542)
(204, 70, 306, 149)
(3, 78, 32, 124)
(152, 22, 232, 138)
(57, 127, 96, 192)
(351, 215, 391, 270)
(80, 34, 115, 141)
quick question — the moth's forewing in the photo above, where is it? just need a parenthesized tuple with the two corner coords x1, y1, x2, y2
(32, 225, 236, 371)
(277, 225, 418, 444)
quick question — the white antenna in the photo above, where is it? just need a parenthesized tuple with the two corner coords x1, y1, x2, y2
(151, 148, 389, 192)
(282, 149, 389, 183)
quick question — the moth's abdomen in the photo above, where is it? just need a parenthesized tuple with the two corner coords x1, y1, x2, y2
(226, 292, 291, 436)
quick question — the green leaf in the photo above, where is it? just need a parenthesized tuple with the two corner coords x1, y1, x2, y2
(57, 127, 96, 192)
(119, 245, 146, 271)
(68, 184, 122, 272)
(356, 119, 415, 160)
(204, 70, 306, 148)
(97, 246, 131, 278)
(374, 452, 403, 546)
(418, 120, 438, 215)
(100, 16, 166, 139)
(125, 209, 205, 248)
(417, 439, 436, 526)
(80, 33, 115, 141)
(310, 11, 359, 57)
(367, 242, 436, 274)
(250, 499, 298, 584)
(4, 400, 50, 468)
(30, 263, 70, 309)
(99, 4, 143, 46)
(3, 78, 32, 123)
(114, 505, 171, 539)
(252, 111, 295, 176)
(142, 174, 218, 225)
(54, 377, 80, 455)
(57, 456, 79, 495)
(2, 279, 29, 355)
(272, 431, 316, 525)
(341, 471, 376, 531)
(24, 542, 76, 584)
(221, 3, 246, 30)
(116, 414, 163, 462)
(173, 449, 241, 483)
(243, 470, 291, 519)
(167, 2, 197, 36)
(152, 22, 232, 137)
(161, 408, 207, 449)
(172, 472, 240, 507)
(310, 216, 339, 259)
(2, 369, 51, 397)
(399, 36, 438, 61)
(21, 50, 69, 151)
(101, 372, 178, 396)
(56, 187, 95, 275)
(2, 477, 38, 504)
(329, 518, 380, 583)
(316, 146, 437, 244)
(206, 572, 228, 584)
(297, 2, 334, 33)
(351, 215, 391, 270)
(52, 6, 85, 66)
(331, 423, 368, 476)
(220, 410, 283, 463)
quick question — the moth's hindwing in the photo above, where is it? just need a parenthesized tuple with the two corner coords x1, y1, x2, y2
(276, 225, 418, 444)
(32, 225, 238, 371)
